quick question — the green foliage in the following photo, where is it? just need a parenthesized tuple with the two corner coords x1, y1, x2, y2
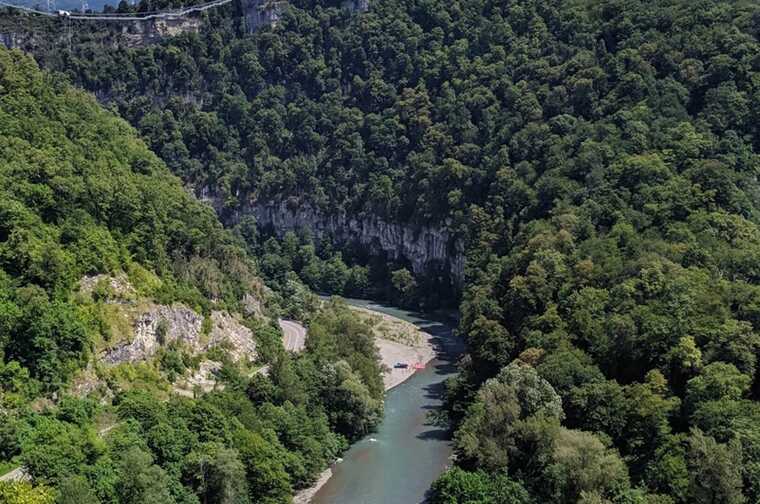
(3, 0, 760, 501)
(116, 447, 175, 504)
(184, 444, 250, 504)
(429, 467, 532, 504)
(232, 429, 292, 503)
(321, 360, 382, 440)
(687, 429, 745, 504)
(57, 476, 100, 504)
(0, 481, 55, 504)
(0, 46, 263, 389)
(4, 300, 383, 504)
(20, 416, 97, 485)
(544, 427, 630, 503)
(391, 268, 417, 306)
(158, 344, 194, 381)
(56, 397, 98, 427)
(304, 299, 384, 400)
(454, 360, 563, 470)
(0, 38, 394, 504)
(685, 362, 751, 410)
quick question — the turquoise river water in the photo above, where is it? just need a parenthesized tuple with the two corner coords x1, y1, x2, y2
(310, 298, 463, 504)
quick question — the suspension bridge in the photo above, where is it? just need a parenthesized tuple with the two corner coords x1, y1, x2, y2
(0, 0, 234, 21)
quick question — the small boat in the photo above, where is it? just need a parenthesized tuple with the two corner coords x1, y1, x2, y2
(394, 362, 409, 369)
(413, 362, 426, 370)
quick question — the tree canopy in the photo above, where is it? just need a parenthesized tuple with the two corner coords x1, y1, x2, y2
(0, 47, 383, 504)
(2, 0, 760, 501)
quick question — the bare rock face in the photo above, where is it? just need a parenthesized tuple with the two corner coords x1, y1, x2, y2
(82, 273, 259, 366)
(70, 366, 104, 397)
(242, 292, 264, 317)
(224, 199, 465, 287)
(0, 466, 31, 483)
(101, 305, 257, 365)
(102, 305, 203, 364)
(1, 14, 201, 53)
(120, 17, 202, 47)
(0, 32, 24, 50)
(207, 311, 257, 362)
(243, 0, 285, 33)
(342, 0, 369, 12)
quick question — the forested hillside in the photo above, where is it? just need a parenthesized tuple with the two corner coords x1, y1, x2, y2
(0, 47, 264, 389)
(0, 48, 384, 504)
(4, 0, 760, 502)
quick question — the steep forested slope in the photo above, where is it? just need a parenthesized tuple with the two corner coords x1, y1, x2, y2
(0, 48, 384, 504)
(5, 0, 760, 502)
(0, 46, 265, 389)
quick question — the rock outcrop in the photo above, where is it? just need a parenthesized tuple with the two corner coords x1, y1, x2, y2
(243, 0, 285, 33)
(0, 32, 27, 50)
(2, 0, 367, 51)
(181, 359, 223, 393)
(102, 304, 203, 364)
(102, 305, 257, 365)
(207, 311, 258, 361)
(342, 0, 369, 12)
(220, 198, 465, 287)
(1, 15, 201, 51)
(120, 17, 202, 47)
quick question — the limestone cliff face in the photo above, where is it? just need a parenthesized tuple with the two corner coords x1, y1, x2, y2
(119, 17, 202, 47)
(101, 305, 257, 365)
(342, 0, 369, 12)
(0, 31, 32, 50)
(207, 310, 258, 361)
(1, 16, 201, 51)
(102, 305, 199, 364)
(224, 199, 465, 287)
(2, 0, 366, 50)
(0, 32, 15, 49)
(242, 0, 368, 33)
(243, 0, 285, 33)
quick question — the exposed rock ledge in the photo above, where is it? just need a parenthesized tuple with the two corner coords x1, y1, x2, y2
(219, 198, 465, 287)
(102, 306, 256, 365)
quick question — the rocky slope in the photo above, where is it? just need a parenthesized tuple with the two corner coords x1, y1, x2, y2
(101, 305, 257, 364)
(78, 275, 258, 366)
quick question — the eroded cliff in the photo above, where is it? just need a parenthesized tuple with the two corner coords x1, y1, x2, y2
(221, 198, 465, 287)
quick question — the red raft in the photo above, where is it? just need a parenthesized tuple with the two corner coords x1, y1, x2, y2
(413, 362, 426, 370)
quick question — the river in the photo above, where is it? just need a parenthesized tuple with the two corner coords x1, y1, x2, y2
(310, 298, 463, 504)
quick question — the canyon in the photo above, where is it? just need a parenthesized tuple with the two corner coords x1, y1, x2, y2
(220, 197, 466, 288)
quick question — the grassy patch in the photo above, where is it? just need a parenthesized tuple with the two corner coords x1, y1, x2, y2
(105, 362, 171, 398)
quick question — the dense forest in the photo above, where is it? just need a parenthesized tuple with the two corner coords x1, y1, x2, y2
(0, 48, 384, 503)
(3, 0, 760, 502)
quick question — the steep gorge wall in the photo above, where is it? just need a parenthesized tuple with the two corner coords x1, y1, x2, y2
(0, 16, 202, 50)
(121, 17, 203, 46)
(219, 198, 465, 287)
(1, 0, 369, 49)
(243, 0, 368, 32)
